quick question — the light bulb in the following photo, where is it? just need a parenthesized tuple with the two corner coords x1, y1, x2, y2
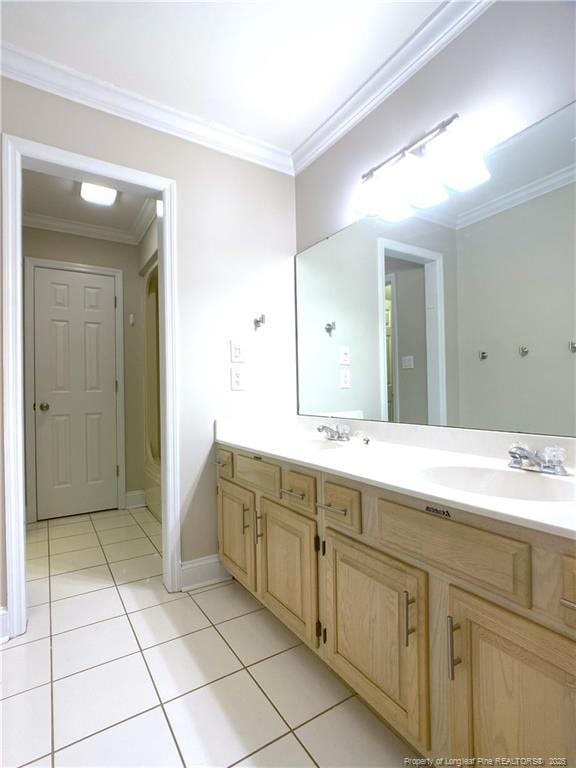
(80, 182, 117, 206)
(400, 152, 449, 209)
(352, 161, 414, 223)
(426, 128, 490, 192)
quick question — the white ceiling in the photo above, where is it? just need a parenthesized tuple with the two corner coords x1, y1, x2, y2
(0, 1, 493, 173)
(23, 169, 154, 244)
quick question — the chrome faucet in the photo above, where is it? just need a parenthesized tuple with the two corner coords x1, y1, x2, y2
(508, 444, 568, 476)
(317, 423, 351, 442)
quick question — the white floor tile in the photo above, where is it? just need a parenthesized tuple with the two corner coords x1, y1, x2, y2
(0, 684, 52, 768)
(90, 509, 127, 520)
(50, 564, 115, 601)
(149, 534, 162, 553)
(130, 508, 156, 524)
(52, 616, 139, 679)
(26, 528, 49, 544)
(50, 547, 106, 575)
(51, 587, 125, 634)
(27, 578, 50, 608)
(49, 521, 95, 540)
(250, 645, 351, 727)
(296, 697, 415, 767)
(103, 537, 156, 563)
(53, 654, 159, 750)
(1, 605, 50, 649)
(218, 609, 300, 665)
(49, 514, 91, 527)
(0, 638, 51, 699)
(165, 670, 287, 767)
(49, 532, 101, 555)
(54, 708, 182, 768)
(192, 581, 261, 624)
(117, 576, 183, 613)
(144, 626, 242, 701)
(129, 597, 210, 649)
(237, 734, 315, 768)
(92, 512, 136, 531)
(97, 525, 146, 545)
(27, 557, 49, 582)
(110, 554, 163, 585)
(26, 540, 49, 560)
(25, 756, 53, 768)
(138, 520, 162, 536)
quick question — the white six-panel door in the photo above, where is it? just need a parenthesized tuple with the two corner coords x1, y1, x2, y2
(34, 266, 118, 519)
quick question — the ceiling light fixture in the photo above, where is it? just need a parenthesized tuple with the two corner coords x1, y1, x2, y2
(80, 182, 118, 206)
(354, 113, 491, 222)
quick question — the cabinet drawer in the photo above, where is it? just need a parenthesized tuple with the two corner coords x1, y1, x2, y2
(235, 454, 281, 496)
(561, 555, 576, 629)
(280, 469, 316, 516)
(215, 448, 233, 479)
(378, 499, 531, 607)
(320, 482, 362, 533)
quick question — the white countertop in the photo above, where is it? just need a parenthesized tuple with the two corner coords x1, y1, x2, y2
(216, 423, 576, 540)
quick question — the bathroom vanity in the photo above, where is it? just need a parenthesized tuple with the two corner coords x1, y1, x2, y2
(214, 428, 576, 761)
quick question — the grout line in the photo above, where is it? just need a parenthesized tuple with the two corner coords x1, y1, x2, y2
(90, 512, 187, 768)
(45, 515, 56, 768)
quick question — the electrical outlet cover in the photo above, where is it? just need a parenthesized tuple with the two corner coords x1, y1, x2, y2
(230, 340, 244, 363)
(230, 366, 244, 391)
(339, 346, 351, 365)
(339, 367, 351, 389)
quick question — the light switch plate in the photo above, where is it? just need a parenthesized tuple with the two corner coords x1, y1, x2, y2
(339, 367, 351, 389)
(230, 366, 244, 391)
(401, 355, 415, 370)
(339, 346, 351, 365)
(230, 340, 244, 363)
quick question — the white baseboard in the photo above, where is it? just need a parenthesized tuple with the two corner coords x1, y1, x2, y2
(180, 555, 230, 592)
(125, 490, 146, 508)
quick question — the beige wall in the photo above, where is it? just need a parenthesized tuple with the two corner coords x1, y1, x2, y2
(456, 183, 576, 436)
(0, 77, 296, 606)
(23, 227, 147, 492)
(295, 1, 576, 250)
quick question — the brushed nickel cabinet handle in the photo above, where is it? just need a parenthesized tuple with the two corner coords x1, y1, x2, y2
(560, 597, 576, 611)
(253, 513, 264, 546)
(402, 590, 416, 647)
(447, 615, 462, 680)
(242, 504, 249, 532)
(316, 502, 347, 516)
(281, 488, 306, 500)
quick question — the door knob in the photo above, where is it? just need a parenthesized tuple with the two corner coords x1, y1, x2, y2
(39, 402, 50, 412)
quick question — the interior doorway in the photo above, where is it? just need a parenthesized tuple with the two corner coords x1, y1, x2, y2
(2, 135, 180, 640)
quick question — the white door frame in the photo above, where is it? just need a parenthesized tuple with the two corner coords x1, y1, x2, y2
(24, 258, 126, 522)
(3, 134, 181, 639)
(383, 272, 400, 423)
(377, 237, 447, 426)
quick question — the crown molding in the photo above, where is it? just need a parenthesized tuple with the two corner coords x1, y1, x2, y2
(1, 43, 294, 176)
(456, 164, 576, 229)
(23, 212, 141, 245)
(292, 0, 495, 174)
(131, 198, 157, 243)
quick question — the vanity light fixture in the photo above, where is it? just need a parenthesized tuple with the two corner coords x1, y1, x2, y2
(354, 113, 491, 222)
(80, 182, 118, 206)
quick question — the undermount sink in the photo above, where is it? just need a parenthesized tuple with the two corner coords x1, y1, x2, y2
(421, 465, 575, 502)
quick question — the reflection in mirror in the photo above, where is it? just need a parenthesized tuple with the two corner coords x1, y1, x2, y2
(296, 102, 576, 437)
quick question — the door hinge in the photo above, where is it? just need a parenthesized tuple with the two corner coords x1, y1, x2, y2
(33, 402, 36, 411)
(314, 534, 320, 552)
(322, 627, 327, 644)
(315, 620, 322, 638)
(115, 379, 118, 393)
(321, 540, 326, 556)
(116, 465, 119, 477)
(114, 295, 117, 308)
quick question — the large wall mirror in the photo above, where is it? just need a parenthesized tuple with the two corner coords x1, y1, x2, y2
(296, 102, 576, 437)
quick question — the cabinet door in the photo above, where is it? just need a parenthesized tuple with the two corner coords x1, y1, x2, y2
(448, 587, 576, 762)
(259, 498, 318, 645)
(218, 479, 256, 592)
(323, 530, 429, 748)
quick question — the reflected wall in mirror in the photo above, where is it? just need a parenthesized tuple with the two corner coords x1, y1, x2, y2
(296, 102, 576, 436)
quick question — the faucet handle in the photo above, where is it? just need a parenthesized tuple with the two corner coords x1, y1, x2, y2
(336, 424, 351, 437)
(542, 446, 566, 466)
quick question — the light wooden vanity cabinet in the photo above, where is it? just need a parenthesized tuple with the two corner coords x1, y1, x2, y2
(320, 480, 362, 533)
(562, 555, 576, 629)
(235, 453, 281, 496)
(258, 498, 318, 645)
(322, 530, 430, 748)
(279, 468, 317, 516)
(448, 587, 576, 762)
(215, 448, 233, 479)
(217, 479, 256, 591)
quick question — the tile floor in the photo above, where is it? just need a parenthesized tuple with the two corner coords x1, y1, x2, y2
(1, 507, 415, 768)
